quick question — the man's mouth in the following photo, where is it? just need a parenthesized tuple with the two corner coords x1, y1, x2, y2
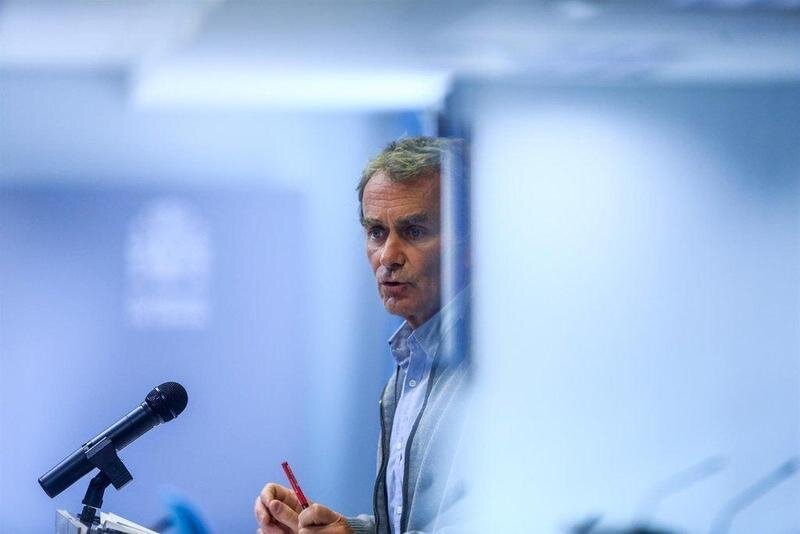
(381, 281, 411, 295)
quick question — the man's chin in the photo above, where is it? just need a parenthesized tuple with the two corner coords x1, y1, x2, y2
(382, 296, 410, 317)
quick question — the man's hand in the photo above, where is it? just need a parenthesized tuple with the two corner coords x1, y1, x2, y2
(254, 482, 302, 534)
(298, 503, 353, 534)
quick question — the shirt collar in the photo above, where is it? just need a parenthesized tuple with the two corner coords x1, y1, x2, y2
(388, 286, 470, 366)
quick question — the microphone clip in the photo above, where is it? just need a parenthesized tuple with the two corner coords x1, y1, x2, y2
(77, 437, 134, 526)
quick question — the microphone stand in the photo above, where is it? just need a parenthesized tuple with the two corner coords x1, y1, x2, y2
(79, 472, 113, 525)
(76, 436, 134, 527)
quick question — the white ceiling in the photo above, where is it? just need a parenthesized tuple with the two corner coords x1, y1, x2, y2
(1, 0, 798, 109)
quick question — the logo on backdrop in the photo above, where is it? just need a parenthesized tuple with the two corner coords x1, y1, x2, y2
(125, 197, 213, 329)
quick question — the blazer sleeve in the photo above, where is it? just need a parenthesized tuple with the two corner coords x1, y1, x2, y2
(345, 514, 376, 534)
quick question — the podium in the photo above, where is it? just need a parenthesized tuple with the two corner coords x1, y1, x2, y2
(55, 510, 158, 534)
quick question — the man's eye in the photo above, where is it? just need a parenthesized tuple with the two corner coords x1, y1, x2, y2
(406, 226, 425, 239)
(368, 227, 385, 240)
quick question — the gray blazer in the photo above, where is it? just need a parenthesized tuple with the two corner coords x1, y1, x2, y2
(347, 317, 472, 534)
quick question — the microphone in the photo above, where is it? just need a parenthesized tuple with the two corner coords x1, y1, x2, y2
(709, 456, 799, 534)
(633, 455, 727, 524)
(38, 382, 188, 498)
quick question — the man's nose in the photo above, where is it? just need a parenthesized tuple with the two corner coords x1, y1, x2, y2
(380, 233, 405, 269)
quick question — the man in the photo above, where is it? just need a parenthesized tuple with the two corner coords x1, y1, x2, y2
(254, 137, 471, 534)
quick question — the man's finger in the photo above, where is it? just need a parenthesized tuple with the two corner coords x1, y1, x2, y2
(255, 496, 270, 527)
(298, 503, 343, 527)
(269, 499, 300, 530)
(260, 483, 301, 512)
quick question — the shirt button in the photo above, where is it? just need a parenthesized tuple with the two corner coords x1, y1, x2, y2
(409, 379, 417, 388)
(396, 506, 403, 515)
(396, 442, 402, 450)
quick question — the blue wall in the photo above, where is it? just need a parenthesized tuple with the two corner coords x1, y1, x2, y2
(0, 71, 412, 532)
(0, 187, 313, 530)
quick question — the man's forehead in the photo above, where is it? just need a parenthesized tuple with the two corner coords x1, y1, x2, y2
(361, 189, 440, 221)
(361, 171, 440, 222)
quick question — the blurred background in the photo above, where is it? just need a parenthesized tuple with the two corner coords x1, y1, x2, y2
(0, 1, 798, 533)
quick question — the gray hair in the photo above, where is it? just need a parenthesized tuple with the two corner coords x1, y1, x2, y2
(357, 136, 452, 221)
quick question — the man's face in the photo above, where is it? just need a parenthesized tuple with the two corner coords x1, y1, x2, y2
(362, 171, 441, 329)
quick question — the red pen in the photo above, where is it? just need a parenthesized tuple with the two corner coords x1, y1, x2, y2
(281, 461, 310, 510)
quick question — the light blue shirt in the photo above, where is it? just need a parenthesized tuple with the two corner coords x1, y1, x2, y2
(385, 289, 469, 534)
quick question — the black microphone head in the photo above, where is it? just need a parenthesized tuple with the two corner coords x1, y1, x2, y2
(145, 382, 188, 422)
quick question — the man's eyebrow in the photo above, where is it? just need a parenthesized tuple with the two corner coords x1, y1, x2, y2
(361, 213, 435, 228)
(397, 213, 433, 226)
(361, 217, 383, 228)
